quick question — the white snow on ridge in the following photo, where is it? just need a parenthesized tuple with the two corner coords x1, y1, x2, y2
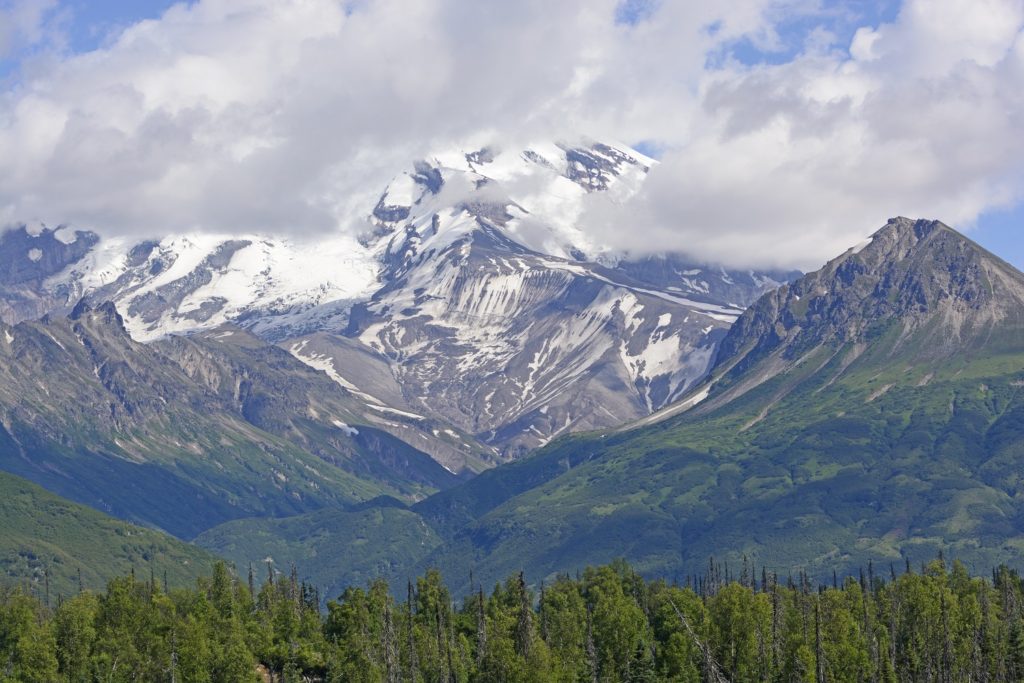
(52, 232, 378, 341)
(332, 420, 359, 436)
(40, 139, 661, 344)
(539, 259, 744, 322)
(52, 227, 80, 244)
(381, 172, 422, 207)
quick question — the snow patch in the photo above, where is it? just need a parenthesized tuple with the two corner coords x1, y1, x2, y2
(681, 385, 711, 409)
(381, 173, 421, 207)
(53, 227, 79, 244)
(366, 403, 426, 420)
(44, 332, 66, 351)
(331, 420, 359, 436)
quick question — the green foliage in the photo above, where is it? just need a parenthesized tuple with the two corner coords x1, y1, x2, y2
(196, 505, 440, 603)
(0, 471, 217, 599)
(2, 557, 1020, 682)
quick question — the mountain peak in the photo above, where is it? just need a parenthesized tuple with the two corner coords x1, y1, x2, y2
(878, 215, 948, 237)
(69, 298, 128, 333)
(851, 217, 957, 265)
(706, 218, 1024, 404)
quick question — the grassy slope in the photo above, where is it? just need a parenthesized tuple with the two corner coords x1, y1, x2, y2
(0, 471, 218, 598)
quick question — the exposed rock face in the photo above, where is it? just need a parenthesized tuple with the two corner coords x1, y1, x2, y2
(0, 224, 99, 323)
(650, 217, 1024, 422)
(0, 140, 793, 462)
(0, 304, 468, 538)
(341, 202, 743, 457)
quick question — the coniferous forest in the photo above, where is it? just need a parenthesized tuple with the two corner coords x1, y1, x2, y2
(3, 558, 1024, 682)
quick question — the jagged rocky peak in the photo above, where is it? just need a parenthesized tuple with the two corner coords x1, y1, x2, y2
(715, 217, 1024, 382)
(0, 223, 101, 325)
(364, 139, 653, 260)
(0, 222, 99, 285)
(560, 141, 650, 191)
(69, 299, 127, 331)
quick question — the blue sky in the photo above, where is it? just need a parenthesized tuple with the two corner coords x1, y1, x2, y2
(0, 1, 179, 78)
(974, 206, 1024, 270)
(0, 0, 1019, 270)
(59, 0, 178, 52)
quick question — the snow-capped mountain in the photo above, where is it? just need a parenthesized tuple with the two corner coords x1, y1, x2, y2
(0, 139, 794, 460)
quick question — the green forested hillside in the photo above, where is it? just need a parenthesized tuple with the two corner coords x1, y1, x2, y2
(195, 501, 441, 600)
(417, 336, 1024, 590)
(0, 471, 217, 598)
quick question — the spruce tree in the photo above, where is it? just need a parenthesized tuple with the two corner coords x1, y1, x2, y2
(514, 572, 534, 658)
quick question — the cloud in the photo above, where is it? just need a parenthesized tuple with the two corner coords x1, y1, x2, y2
(0, 0, 1020, 270)
(0, 0, 60, 59)
(584, 0, 1024, 268)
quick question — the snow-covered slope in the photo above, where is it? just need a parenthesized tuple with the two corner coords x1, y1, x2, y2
(295, 141, 782, 456)
(0, 139, 793, 461)
(49, 232, 378, 342)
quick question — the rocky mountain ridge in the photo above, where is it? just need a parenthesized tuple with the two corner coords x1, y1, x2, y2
(0, 140, 794, 460)
(641, 217, 1024, 427)
(0, 300, 476, 538)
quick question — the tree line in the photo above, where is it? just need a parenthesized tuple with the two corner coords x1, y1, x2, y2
(2, 555, 1024, 681)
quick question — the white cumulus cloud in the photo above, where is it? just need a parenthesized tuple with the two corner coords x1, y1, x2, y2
(0, 0, 1020, 270)
(585, 0, 1024, 268)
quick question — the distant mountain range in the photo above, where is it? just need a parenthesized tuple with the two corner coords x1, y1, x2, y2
(0, 140, 793, 474)
(197, 218, 1024, 594)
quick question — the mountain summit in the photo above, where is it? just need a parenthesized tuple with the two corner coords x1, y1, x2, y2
(0, 140, 793, 461)
(683, 217, 1024, 419)
(721, 217, 1024, 367)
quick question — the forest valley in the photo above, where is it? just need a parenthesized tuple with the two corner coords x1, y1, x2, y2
(2, 557, 1024, 682)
